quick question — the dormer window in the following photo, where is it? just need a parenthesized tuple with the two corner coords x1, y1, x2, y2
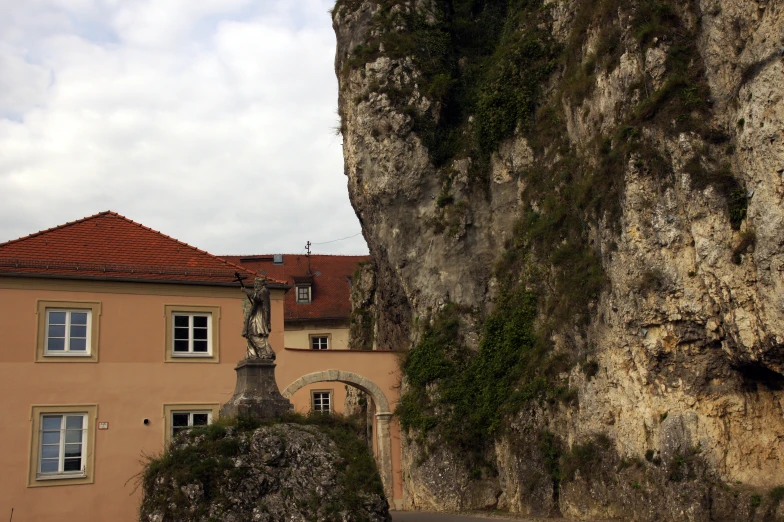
(293, 274, 314, 304)
(296, 285, 311, 304)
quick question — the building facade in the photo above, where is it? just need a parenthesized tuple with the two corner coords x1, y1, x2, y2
(0, 212, 286, 521)
(0, 213, 403, 519)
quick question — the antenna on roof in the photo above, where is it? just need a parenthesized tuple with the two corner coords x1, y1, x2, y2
(305, 241, 312, 274)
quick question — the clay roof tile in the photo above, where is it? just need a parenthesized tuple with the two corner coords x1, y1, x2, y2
(222, 254, 370, 321)
(0, 211, 284, 286)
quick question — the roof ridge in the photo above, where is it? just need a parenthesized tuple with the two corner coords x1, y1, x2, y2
(0, 210, 114, 248)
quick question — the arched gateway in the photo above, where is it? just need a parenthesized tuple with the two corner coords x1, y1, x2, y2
(282, 370, 395, 503)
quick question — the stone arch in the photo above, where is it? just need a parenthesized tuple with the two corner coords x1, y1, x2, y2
(282, 369, 390, 413)
(282, 370, 394, 504)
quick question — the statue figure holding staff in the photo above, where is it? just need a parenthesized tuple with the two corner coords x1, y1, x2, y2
(235, 274, 275, 360)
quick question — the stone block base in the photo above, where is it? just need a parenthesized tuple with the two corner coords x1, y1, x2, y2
(220, 358, 292, 420)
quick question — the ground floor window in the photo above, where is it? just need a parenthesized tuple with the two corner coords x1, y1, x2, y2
(39, 414, 87, 475)
(312, 391, 331, 413)
(29, 404, 97, 487)
(171, 411, 212, 438)
(162, 403, 220, 445)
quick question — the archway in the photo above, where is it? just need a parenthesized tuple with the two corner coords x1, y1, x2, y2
(282, 370, 394, 503)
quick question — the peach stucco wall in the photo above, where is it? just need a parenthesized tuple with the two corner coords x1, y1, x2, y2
(0, 278, 281, 521)
(284, 326, 350, 350)
(0, 277, 403, 520)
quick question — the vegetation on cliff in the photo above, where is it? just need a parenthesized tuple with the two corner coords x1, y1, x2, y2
(396, 291, 575, 472)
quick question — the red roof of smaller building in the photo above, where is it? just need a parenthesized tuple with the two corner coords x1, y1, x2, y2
(0, 211, 281, 286)
(222, 254, 370, 322)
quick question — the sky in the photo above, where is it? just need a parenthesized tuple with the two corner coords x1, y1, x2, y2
(0, 0, 369, 256)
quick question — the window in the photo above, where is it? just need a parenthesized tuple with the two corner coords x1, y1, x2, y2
(28, 405, 97, 487)
(36, 301, 101, 363)
(164, 305, 221, 363)
(172, 313, 211, 355)
(296, 285, 311, 304)
(312, 391, 331, 413)
(45, 310, 91, 355)
(171, 411, 211, 438)
(310, 335, 329, 350)
(163, 404, 219, 445)
(39, 414, 87, 475)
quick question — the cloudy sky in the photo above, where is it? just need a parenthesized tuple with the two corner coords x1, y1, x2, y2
(0, 0, 368, 256)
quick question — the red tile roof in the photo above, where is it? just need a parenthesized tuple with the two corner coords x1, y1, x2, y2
(0, 211, 281, 286)
(222, 254, 370, 322)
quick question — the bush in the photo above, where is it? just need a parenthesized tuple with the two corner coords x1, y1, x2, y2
(396, 290, 572, 469)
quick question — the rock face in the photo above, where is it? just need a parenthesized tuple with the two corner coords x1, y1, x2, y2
(333, 0, 784, 519)
(139, 421, 390, 522)
(348, 260, 377, 350)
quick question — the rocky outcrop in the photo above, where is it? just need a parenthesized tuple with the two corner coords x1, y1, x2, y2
(334, 0, 784, 519)
(349, 260, 377, 350)
(139, 419, 390, 522)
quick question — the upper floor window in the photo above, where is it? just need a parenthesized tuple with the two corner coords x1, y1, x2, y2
(296, 285, 311, 304)
(164, 305, 221, 363)
(45, 310, 91, 355)
(310, 335, 329, 350)
(172, 313, 211, 355)
(36, 301, 101, 363)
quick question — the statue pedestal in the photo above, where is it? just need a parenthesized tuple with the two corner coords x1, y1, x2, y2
(220, 358, 293, 420)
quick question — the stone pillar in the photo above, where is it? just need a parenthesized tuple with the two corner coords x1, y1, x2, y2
(220, 358, 292, 419)
(375, 412, 394, 507)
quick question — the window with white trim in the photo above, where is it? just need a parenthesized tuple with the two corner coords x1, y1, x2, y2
(310, 336, 329, 350)
(38, 413, 87, 478)
(171, 411, 212, 439)
(172, 313, 211, 356)
(45, 310, 91, 355)
(296, 285, 311, 304)
(312, 392, 331, 413)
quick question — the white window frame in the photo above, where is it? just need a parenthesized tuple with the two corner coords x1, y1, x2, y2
(37, 413, 88, 479)
(171, 312, 212, 357)
(312, 391, 331, 414)
(44, 309, 92, 356)
(296, 285, 311, 304)
(310, 335, 329, 350)
(170, 410, 213, 439)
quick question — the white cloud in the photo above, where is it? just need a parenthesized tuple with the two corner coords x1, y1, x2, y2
(0, 0, 367, 256)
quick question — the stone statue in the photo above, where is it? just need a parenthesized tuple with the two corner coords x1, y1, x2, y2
(222, 274, 292, 420)
(241, 276, 275, 360)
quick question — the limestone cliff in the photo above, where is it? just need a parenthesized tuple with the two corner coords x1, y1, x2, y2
(333, 0, 784, 520)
